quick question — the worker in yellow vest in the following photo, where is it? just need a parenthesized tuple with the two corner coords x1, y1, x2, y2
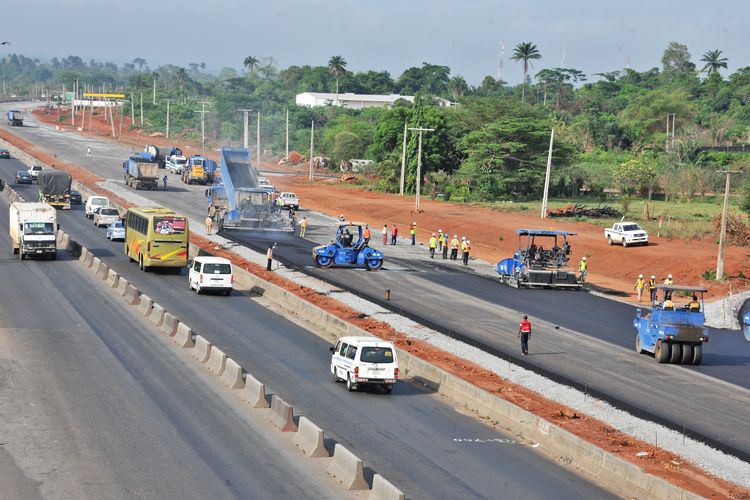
(663, 274, 673, 300)
(634, 274, 645, 303)
(437, 229, 444, 253)
(648, 275, 657, 302)
(410, 222, 417, 245)
(450, 235, 459, 260)
(428, 233, 437, 259)
(462, 240, 471, 265)
(578, 256, 587, 282)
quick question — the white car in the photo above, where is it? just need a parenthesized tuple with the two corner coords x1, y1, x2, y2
(166, 155, 187, 174)
(93, 206, 120, 227)
(189, 256, 233, 295)
(604, 222, 649, 247)
(279, 192, 299, 209)
(28, 165, 43, 181)
(85, 195, 110, 218)
(330, 336, 399, 393)
(106, 221, 126, 240)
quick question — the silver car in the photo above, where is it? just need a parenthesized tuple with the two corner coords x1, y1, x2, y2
(106, 221, 126, 240)
(94, 207, 120, 227)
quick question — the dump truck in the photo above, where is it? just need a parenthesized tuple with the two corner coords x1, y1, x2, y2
(181, 155, 210, 185)
(9, 202, 57, 259)
(123, 156, 159, 190)
(207, 148, 293, 231)
(497, 229, 581, 289)
(6, 110, 23, 126)
(37, 169, 72, 209)
(138, 144, 166, 168)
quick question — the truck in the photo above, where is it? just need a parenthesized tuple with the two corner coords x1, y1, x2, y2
(165, 147, 187, 174)
(123, 156, 159, 190)
(138, 144, 166, 169)
(6, 110, 23, 126)
(633, 285, 708, 365)
(37, 169, 72, 209)
(496, 229, 582, 289)
(9, 202, 58, 260)
(604, 222, 649, 247)
(181, 155, 209, 185)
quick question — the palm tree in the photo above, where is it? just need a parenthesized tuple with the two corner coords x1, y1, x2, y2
(510, 42, 542, 103)
(328, 55, 347, 99)
(243, 56, 259, 73)
(700, 50, 728, 75)
(448, 76, 468, 100)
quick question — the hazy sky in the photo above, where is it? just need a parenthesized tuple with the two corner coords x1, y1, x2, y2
(4, 0, 748, 85)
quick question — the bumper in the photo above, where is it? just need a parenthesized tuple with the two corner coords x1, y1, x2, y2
(355, 378, 397, 385)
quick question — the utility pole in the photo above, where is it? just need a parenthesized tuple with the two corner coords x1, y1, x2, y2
(666, 113, 676, 151)
(72, 79, 77, 126)
(285, 109, 289, 162)
(408, 127, 435, 212)
(256, 110, 261, 168)
(309, 120, 315, 181)
(196, 101, 210, 157)
(140, 92, 144, 127)
(541, 128, 555, 218)
(237, 108, 252, 149)
(165, 99, 170, 139)
(399, 121, 408, 196)
(153, 76, 156, 105)
(118, 101, 123, 141)
(716, 169, 741, 280)
(130, 99, 135, 127)
(108, 100, 116, 139)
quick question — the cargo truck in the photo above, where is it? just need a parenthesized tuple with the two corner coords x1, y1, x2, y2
(123, 156, 159, 190)
(138, 144, 166, 169)
(9, 202, 58, 260)
(37, 169, 73, 209)
(181, 155, 209, 185)
(6, 110, 23, 126)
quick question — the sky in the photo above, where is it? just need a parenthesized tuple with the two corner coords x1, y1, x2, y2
(3, 0, 749, 85)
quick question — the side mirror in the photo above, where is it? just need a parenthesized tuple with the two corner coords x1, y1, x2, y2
(329, 347, 335, 353)
(635, 307, 641, 317)
(57, 223, 60, 230)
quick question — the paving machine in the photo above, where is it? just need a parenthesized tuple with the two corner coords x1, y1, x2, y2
(207, 148, 292, 232)
(496, 229, 581, 289)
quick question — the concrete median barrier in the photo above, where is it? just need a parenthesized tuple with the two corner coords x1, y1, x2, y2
(174, 322, 194, 348)
(206, 346, 226, 375)
(160, 312, 178, 336)
(60, 232, 70, 250)
(193, 335, 211, 363)
(148, 303, 165, 327)
(371, 474, 404, 500)
(124, 284, 140, 305)
(106, 269, 119, 288)
(221, 358, 244, 389)
(79, 247, 93, 268)
(241, 373, 269, 408)
(327, 444, 368, 490)
(268, 395, 297, 432)
(90, 256, 101, 274)
(138, 294, 153, 316)
(293, 417, 328, 458)
(95, 261, 109, 280)
(116, 276, 129, 296)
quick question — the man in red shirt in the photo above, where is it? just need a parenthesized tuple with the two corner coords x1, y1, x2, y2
(518, 314, 532, 355)
(391, 224, 398, 245)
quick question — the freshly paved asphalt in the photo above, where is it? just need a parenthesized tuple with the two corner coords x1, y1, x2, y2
(0, 160, 612, 498)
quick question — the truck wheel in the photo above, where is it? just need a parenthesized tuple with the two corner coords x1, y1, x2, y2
(669, 342, 682, 364)
(607, 236, 613, 246)
(654, 340, 670, 363)
(622, 238, 628, 248)
(332, 367, 340, 383)
(346, 374, 356, 392)
(691, 344, 703, 365)
(680, 343, 693, 365)
(383, 385, 393, 394)
(635, 335, 645, 354)
(20, 251, 25, 261)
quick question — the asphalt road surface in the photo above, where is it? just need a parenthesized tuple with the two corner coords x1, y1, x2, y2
(1, 103, 748, 460)
(0, 192, 347, 499)
(0, 161, 613, 498)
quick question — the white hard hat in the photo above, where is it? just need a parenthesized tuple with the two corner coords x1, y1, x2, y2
(467, 240, 471, 244)
(639, 274, 643, 278)
(340, 214, 344, 217)
(582, 256, 587, 260)
(412, 221, 417, 225)
(438, 229, 442, 232)
(461, 236, 466, 240)
(432, 233, 436, 236)
(668, 274, 672, 279)
(651, 275, 656, 279)
(454, 234, 457, 238)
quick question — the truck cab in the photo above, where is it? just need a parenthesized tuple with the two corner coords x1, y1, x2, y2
(633, 285, 708, 365)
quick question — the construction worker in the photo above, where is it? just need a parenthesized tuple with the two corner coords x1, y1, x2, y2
(688, 295, 701, 311)
(266, 244, 274, 271)
(205, 215, 213, 235)
(437, 230, 444, 253)
(428, 233, 437, 258)
(648, 275, 657, 302)
(86, 146, 92, 158)
(663, 274, 674, 300)
(450, 235, 459, 260)
(391, 224, 398, 245)
(442, 230, 449, 259)
(382, 224, 388, 245)
(299, 216, 308, 238)
(518, 314, 532, 355)
(462, 240, 471, 265)
(410, 222, 417, 245)
(663, 299, 675, 310)
(578, 256, 587, 282)
(363, 225, 371, 244)
(635, 274, 646, 303)
(338, 214, 346, 223)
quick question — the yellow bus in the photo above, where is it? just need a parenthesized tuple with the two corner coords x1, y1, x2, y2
(124, 207, 189, 271)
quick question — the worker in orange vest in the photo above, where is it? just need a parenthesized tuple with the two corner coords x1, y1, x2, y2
(363, 225, 371, 244)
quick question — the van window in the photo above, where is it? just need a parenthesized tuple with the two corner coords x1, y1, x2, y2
(334, 341, 341, 354)
(204, 263, 231, 274)
(193, 261, 201, 272)
(339, 343, 348, 356)
(346, 346, 357, 360)
(360, 347, 394, 364)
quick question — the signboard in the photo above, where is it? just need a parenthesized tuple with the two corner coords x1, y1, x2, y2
(153, 216, 187, 235)
(64, 91, 75, 101)
(83, 92, 126, 99)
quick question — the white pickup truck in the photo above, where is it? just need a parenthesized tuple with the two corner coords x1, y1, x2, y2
(604, 222, 649, 247)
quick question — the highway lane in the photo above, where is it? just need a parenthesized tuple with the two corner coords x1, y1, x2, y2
(0, 191, 344, 499)
(2, 105, 749, 457)
(42, 172, 612, 498)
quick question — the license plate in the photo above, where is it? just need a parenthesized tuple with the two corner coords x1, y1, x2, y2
(36, 250, 42, 253)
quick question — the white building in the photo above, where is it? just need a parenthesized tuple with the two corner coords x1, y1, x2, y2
(295, 92, 453, 109)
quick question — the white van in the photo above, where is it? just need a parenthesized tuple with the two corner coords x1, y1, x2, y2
(85, 196, 110, 218)
(189, 256, 233, 295)
(330, 336, 398, 393)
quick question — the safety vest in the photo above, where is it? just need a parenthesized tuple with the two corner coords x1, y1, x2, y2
(438, 233, 445, 244)
(519, 320, 531, 333)
(451, 238, 459, 249)
(464, 243, 471, 254)
(363, 229, 371, 239)
(648, 279, 656, 290)
(301, 218, 308, 228)
(664, 278, 673, 286)
(428, 237, 437, 248)
(579, 260, 587, 272)
(410, 226, 416, 235)
(636, 278, 645, 289)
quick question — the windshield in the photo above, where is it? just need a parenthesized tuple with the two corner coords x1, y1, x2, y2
(203, 263, 231, 274)
(192, 159, 203, 166)
(176, 159, 187, 165)
(100, 208, 119, 215)
(111, 221, 124, 229)
(24, 222, 54, 235)
(360, 346, 394, 364)
(92, 198, 108, 206)
(622, 224, 642, 231)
